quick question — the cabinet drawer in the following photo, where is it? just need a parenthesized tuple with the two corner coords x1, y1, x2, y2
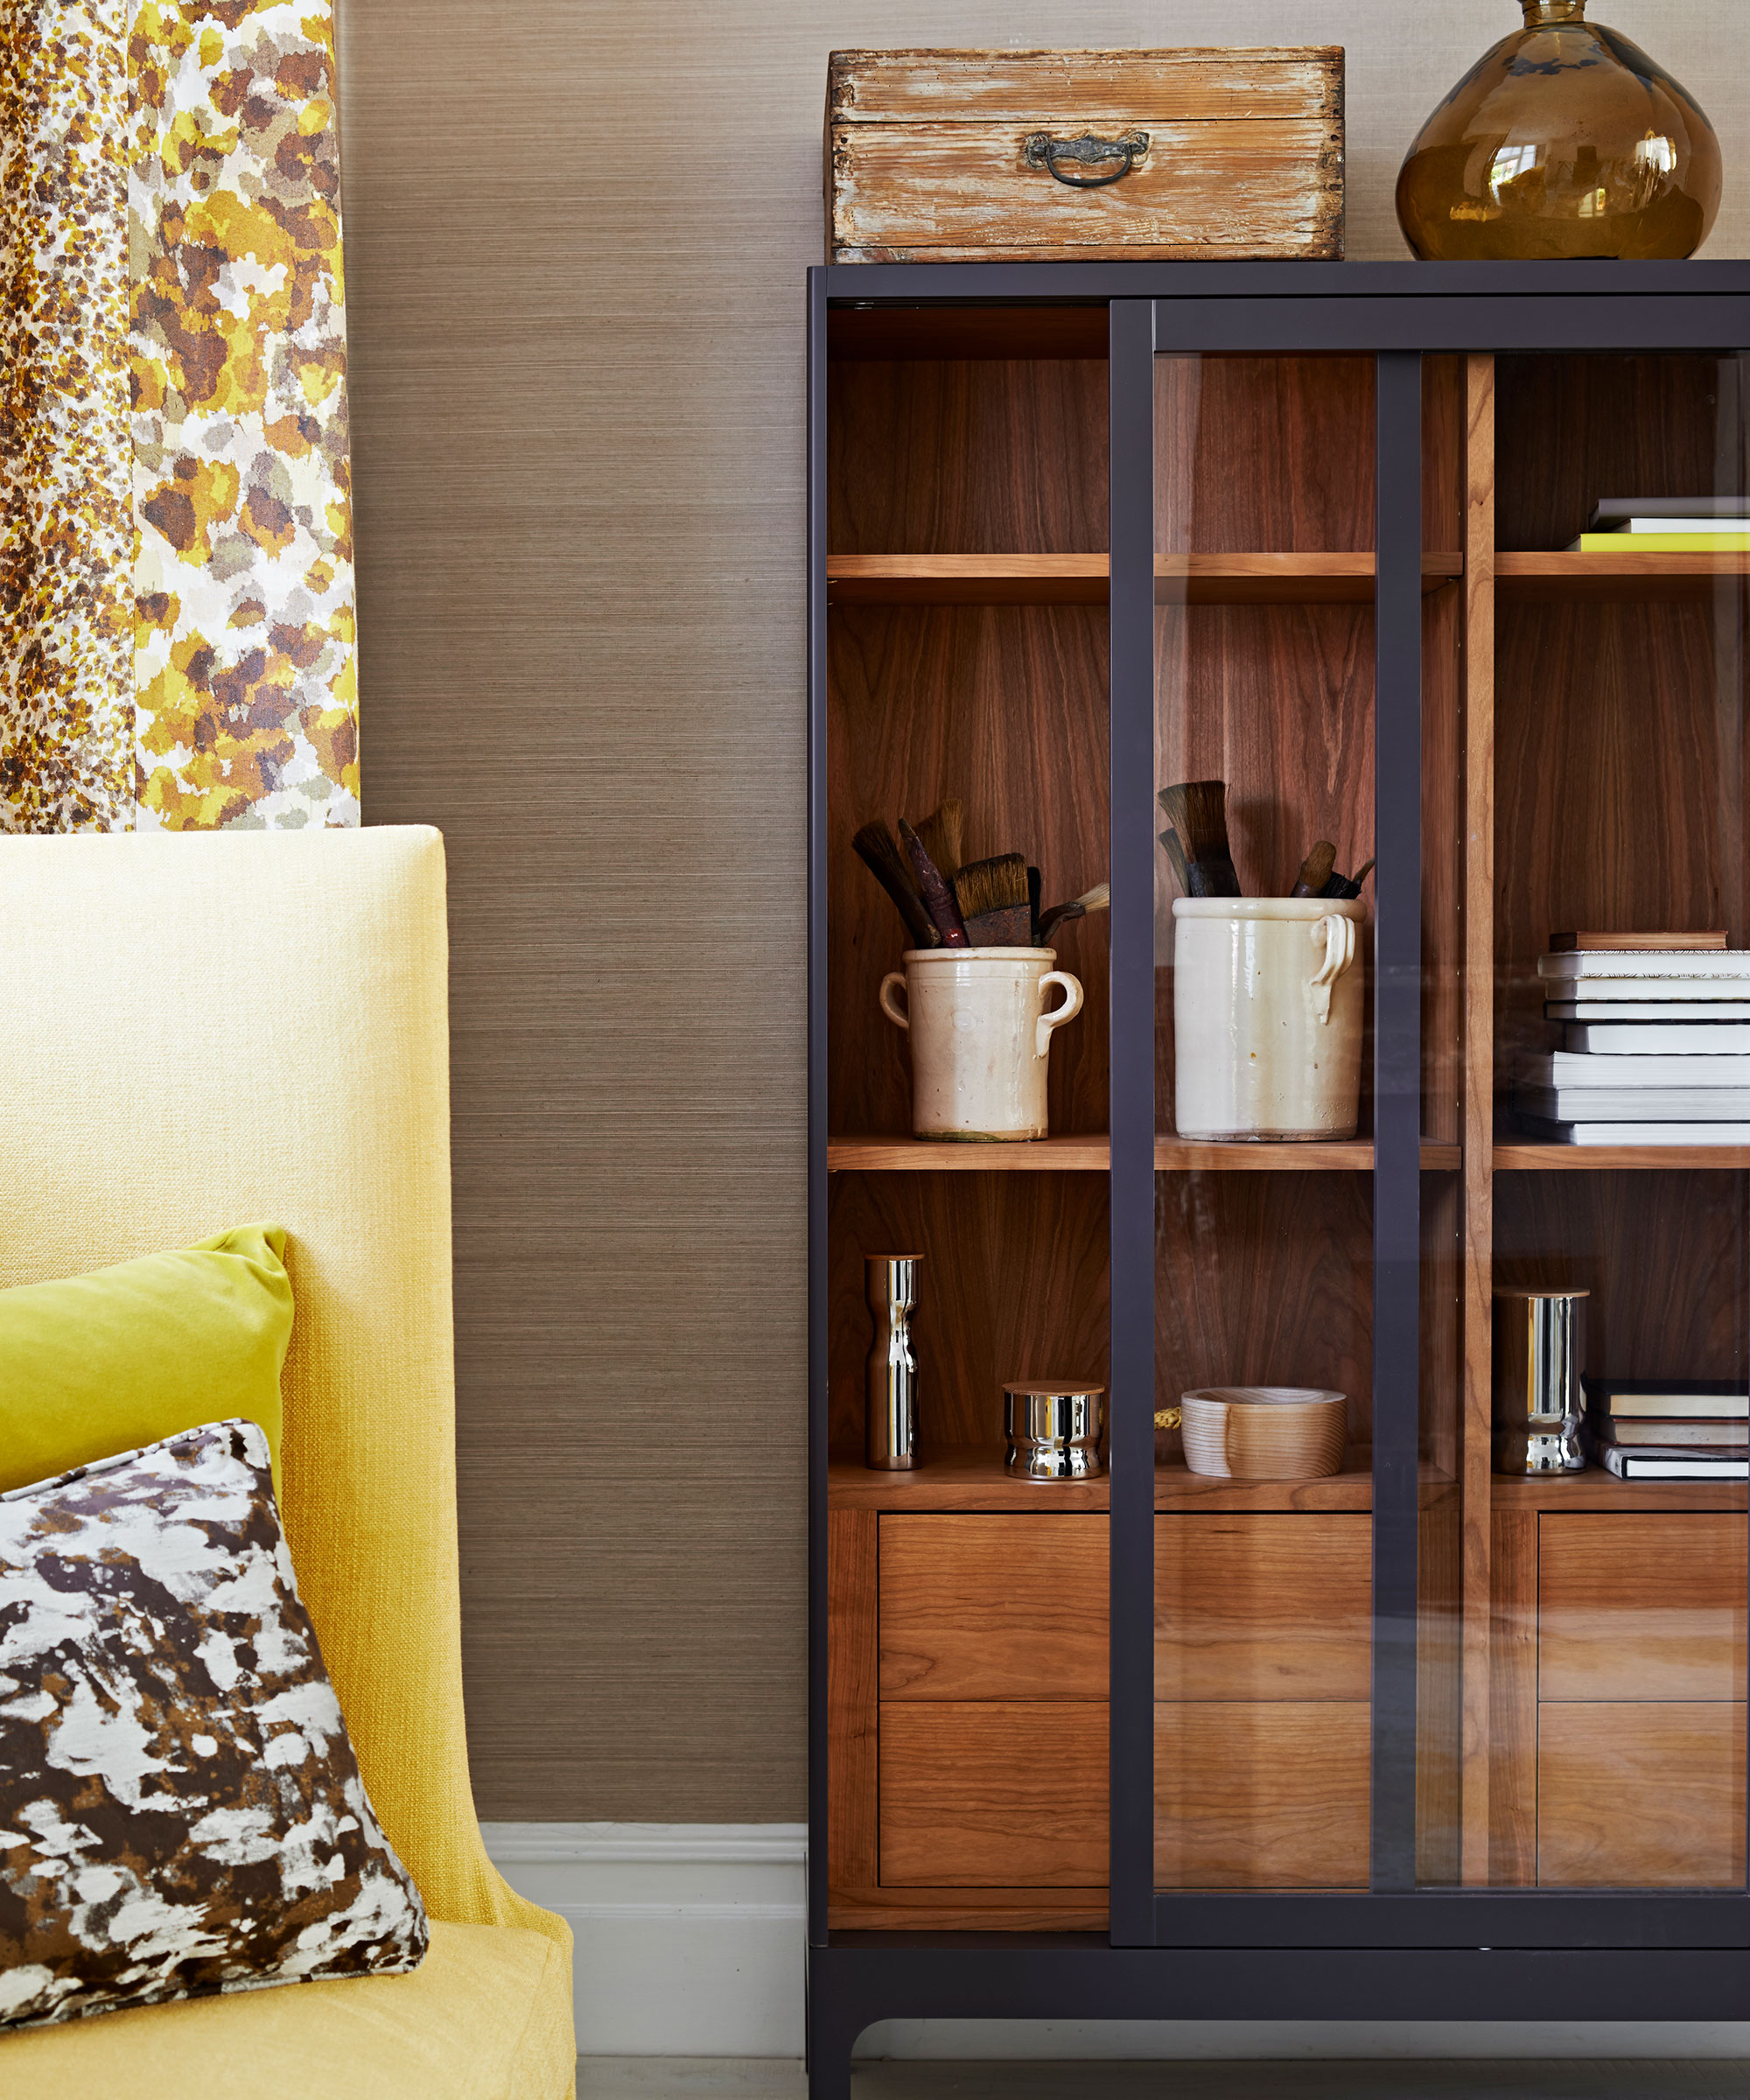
(879, 1701, 1108, 1886)
(1155, 1514, 1370, 1701)
(1155, 1701, 1369, 1889)
(1539, 1515, 1746, 1702)
(1537, 1701, 1746, 1887)
(880, 1514, 1107, 1700)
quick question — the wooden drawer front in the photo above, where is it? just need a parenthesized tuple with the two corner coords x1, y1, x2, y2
(1539, 1515, 1746, 1703)
(880, 1515, 1107, 1701)
(879, 1701, 1108, 1887)
(1155, 1515, 1370, 1701)
(1537, 1702, 1746, 1887)
(1154, 1703, 1369, 1889)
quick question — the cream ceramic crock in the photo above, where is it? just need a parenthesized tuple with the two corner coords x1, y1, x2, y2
(880, 948, 1082, 1141)
(1172, 897, 1364, 1140)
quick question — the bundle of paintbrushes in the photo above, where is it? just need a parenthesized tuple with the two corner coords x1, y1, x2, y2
(854, 797, 1110, 950)
(1156, 780, 1374, 900)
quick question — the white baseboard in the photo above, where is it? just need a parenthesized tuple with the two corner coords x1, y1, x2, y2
(482, 1824, 1750, 2062)
(482, 1822, 807, 2058)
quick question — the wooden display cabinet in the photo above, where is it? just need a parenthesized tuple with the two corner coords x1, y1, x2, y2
(807, 262, 1750, 2096)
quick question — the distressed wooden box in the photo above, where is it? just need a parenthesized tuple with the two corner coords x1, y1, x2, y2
(826, 47, 1344, 262)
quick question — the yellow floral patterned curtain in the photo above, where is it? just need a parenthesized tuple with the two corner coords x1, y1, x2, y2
(0, 0, 357, 832)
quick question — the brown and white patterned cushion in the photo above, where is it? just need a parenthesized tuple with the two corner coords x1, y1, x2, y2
(0, 1418, 427, 2028)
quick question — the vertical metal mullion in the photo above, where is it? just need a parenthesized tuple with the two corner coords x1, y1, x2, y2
(807, 267, 830, 1950)
(1372, 349, 1424, 1894)
(1109, 298, 1158, 1947)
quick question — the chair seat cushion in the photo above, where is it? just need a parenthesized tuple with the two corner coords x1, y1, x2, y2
(0, 1919, 575, 2099)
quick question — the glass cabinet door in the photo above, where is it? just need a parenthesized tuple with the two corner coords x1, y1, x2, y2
(1143, 330, 1750, 1914)
(1416, 346, 1750, 1894)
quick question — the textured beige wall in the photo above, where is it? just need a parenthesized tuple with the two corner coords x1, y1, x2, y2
(335, 0, 1748, 1822)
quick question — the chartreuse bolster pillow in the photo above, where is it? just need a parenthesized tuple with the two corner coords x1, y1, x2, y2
(0, 1224, 292, 1494)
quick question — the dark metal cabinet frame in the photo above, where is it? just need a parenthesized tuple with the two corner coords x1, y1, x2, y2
(806, 261, 1750, 2097)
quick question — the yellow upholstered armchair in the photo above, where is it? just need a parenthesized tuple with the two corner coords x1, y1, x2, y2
(0, 830, 574, 2099)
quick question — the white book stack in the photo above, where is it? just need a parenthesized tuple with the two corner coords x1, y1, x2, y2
(1516, 942, 1750, 1144)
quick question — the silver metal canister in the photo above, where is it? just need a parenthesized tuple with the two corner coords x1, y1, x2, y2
(1004, 1383, 1105, 1480)
(1492, 1286, 1589, 1474)
(865, 1255, 920, 1469)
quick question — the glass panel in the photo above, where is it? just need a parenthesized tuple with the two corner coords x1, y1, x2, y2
(1418, 346, 1750, 1890)
(1152, 352, 1377, 1893)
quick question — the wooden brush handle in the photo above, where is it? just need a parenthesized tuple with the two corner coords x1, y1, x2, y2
(900, 821, 969, 947)
(854, 834, 940, 947)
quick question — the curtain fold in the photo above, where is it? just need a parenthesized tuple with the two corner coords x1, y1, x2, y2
(0, 0, 134, 831)
(1, 0, 357, 833)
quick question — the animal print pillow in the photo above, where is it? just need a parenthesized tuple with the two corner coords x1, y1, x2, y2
(0, 1418, 427, 2028)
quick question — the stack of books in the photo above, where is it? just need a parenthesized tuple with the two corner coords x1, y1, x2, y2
(1582, 1380, 1749, 1481)
(1516, 933, 1750, 1144)
(1568, 496, 1750, 551)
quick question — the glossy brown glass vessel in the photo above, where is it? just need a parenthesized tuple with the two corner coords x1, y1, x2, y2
(1396, 0, 1719, 260)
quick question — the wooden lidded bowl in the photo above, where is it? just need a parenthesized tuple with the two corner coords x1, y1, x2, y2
(1180, 1386, 1346, 1480)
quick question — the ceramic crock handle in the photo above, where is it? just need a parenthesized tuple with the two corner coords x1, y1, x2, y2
(1035, 970, 1083, 1057)
(878, 972, 909, 1031)
(1307, 914, 1357, 1025)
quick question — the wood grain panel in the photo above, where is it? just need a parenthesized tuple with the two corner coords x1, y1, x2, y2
(1493, 1171, 1748, 1391)
(828, 1509, 878, 1892)
(1153, 1702, 1369, 1888)
(880, 1701, 1108, 1886)
(1488, 1508, 1538, 1887)
(829, 604, 1110, 1138)
(880, 1515, 1108, 1700)
(1155, 1170, 1374, 1454)
(827, 1171, 1108, 1452)
(1156, 356, 1374, 552)
(1539, 1515, 1747, 1704)
(828, 1886, 1106, 1931)
(1154, 1515, 1370, 1702)
(829, 359, 1108, 555)
(1537, 1702, 1746, 1888)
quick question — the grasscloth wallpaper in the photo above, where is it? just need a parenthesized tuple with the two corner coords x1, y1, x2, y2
(334, 0, 1750, 1821)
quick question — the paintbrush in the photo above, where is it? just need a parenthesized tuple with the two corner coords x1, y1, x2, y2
(913, 799, 964, 885)
(1037, 882, 1111, 945)
(899, 819, 969, 946)
(1157, 780, 1241, 897)
(1290, 841, 1337, 899)
(1158, 828, 1191, 893)
(953, 852, 1032, 947)
(1321, 858, 1375, 900)
(1026, 865, 1042, 946)
(853, 822, 941, 948)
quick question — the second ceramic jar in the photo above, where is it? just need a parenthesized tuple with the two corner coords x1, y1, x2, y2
(1172, 898, 1364, 1141)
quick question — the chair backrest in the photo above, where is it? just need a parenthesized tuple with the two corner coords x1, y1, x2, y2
(0, 828, 556, 1943)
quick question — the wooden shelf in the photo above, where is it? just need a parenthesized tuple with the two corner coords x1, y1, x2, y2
(1492, 1470, 1747, 1513)
(1497, 550, 1750, 601)
(825, 551, 1463, 607)
(827, 554, 1107, 606)
(830, 1450, 1454, 1515)
(1494, 1141, 1750, 1171)
(828, 1134, 1109, 1172)
(830, 1450, 1109, 1512)
(1158, 551, 1462, 603)
(830, 1135, 1463, 1172)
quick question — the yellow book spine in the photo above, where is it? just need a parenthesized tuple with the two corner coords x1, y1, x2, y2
(1576, 533, 1750, 551)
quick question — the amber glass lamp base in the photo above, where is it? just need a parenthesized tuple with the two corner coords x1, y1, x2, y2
(1396, 0, 1720, 261)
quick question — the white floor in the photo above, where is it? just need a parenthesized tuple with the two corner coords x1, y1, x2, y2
(574, 2062, 1750, 2099)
